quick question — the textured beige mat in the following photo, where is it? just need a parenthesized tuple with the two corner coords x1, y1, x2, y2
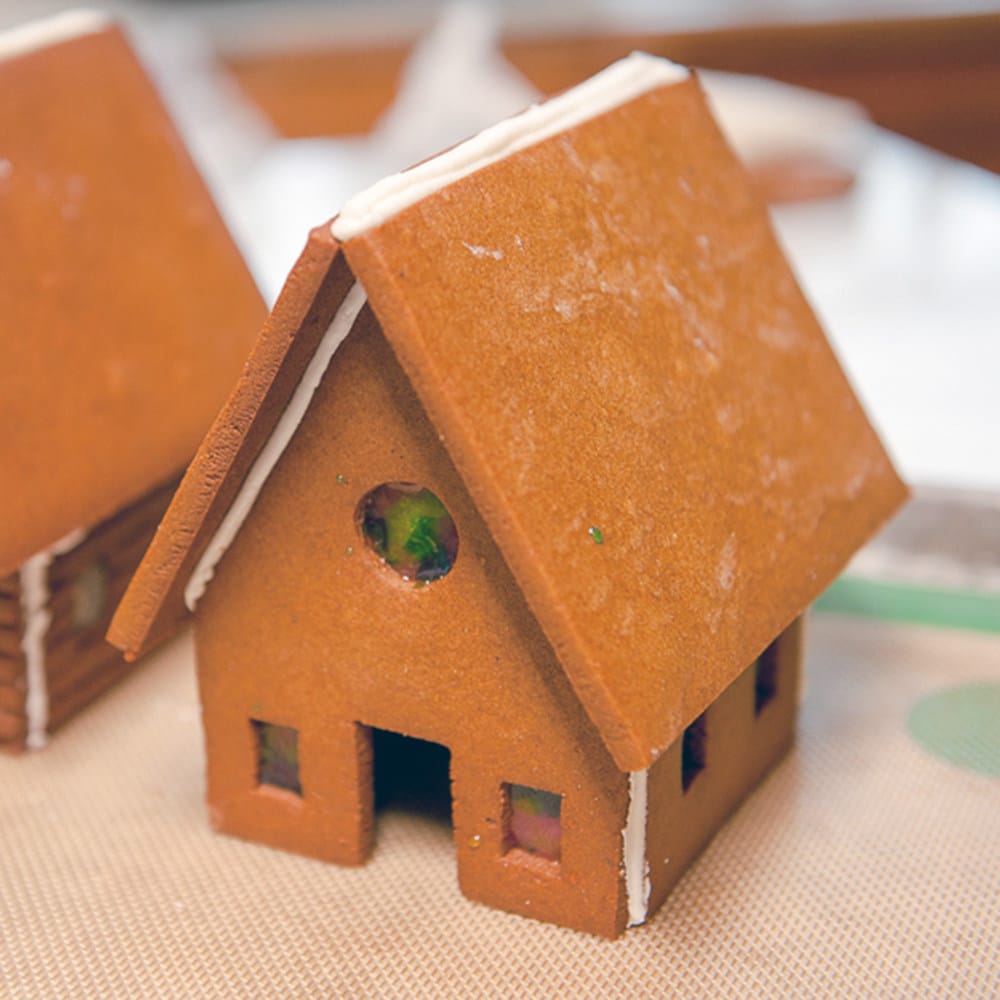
(2, 613, 998, 998)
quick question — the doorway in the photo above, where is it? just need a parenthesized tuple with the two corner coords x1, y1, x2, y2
(371, 727, 453, 826)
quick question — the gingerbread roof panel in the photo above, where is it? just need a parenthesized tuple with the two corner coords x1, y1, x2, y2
(0, 16, 265, 575)
(338, 69, 906, 769)
(110, 55, 905, 771)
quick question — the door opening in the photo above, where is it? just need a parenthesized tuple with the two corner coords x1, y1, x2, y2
(372, 727, 452, 826)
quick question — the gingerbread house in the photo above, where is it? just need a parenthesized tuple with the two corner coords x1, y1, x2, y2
(110, 54, 905, 937)
(0, 12, 265, 752)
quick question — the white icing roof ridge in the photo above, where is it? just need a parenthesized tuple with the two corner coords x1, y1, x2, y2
(332, 51, 688, 241)
(0, 9, 111, 63)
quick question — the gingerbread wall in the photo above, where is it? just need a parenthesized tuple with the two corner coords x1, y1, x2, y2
(645, 617, 802, 914)
(193, 305, 631, 937)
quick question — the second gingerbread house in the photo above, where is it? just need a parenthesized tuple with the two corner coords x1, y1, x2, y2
(0, 12, 265, 751)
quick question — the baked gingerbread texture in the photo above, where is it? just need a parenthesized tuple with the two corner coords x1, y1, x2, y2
(111, 54, 906, 936)
(0, 12, 265, 752)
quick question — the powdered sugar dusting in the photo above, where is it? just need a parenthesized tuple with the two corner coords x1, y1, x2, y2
(462, 241, 504, 260)
(718, 535, 737, 591)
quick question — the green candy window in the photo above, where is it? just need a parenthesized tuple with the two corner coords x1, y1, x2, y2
(357, 483, 458, 585)
(251, 719, 302, 795)
(504, 783, 563, 863)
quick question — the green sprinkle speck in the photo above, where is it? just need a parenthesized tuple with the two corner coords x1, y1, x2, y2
(336, 473, 349, 485)
(345, 546, 354, 556)
(589, 526, 604, 544)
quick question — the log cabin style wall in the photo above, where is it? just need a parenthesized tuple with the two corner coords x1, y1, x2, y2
(0, 478, 178, 753)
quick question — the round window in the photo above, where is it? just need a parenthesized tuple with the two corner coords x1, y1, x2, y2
(357, 483, 458, 585)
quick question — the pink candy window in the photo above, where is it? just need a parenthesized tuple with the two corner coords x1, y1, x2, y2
(252, 719, 302, 796)
(505, 783, 562, 863)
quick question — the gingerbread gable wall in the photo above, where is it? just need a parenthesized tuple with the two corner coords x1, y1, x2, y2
(194, 301, 629, 935)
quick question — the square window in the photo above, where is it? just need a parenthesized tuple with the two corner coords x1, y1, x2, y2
(503, 783, 562, 863)
(71, 559, 109, 630)
(754, 639, 780, 715)
(251, 719, 302, 795)
(681, 711, 708, 792)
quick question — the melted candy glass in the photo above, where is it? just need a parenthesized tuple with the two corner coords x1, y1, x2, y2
(358, 483, 458, 584)
(507, 783, 562, 862)
(252, 720, 302, 795)
(71, 560, 109, 630)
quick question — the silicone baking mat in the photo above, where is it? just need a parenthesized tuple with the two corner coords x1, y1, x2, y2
(1, 614, 997, 998)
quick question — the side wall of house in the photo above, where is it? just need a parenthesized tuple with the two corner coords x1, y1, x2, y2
(644, 616, 803, 917)
(194, 308, 630, 937)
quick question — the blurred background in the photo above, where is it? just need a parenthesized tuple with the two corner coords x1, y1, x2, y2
(3, 0, 999, 630)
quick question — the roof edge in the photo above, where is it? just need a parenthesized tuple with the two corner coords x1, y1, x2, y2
(183, 281, 368, 611)
(109, 226, 353, 660)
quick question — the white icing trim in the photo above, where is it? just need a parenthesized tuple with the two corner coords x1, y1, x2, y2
(19, 553, 52, 750)
(623, 768, 651, 927)
(0, 9, 110, 62)
(332, 51, 688, 241)
(184, 282, 369, 611)
(51, 527, 87, 556)
(18, 527, 87, 749)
